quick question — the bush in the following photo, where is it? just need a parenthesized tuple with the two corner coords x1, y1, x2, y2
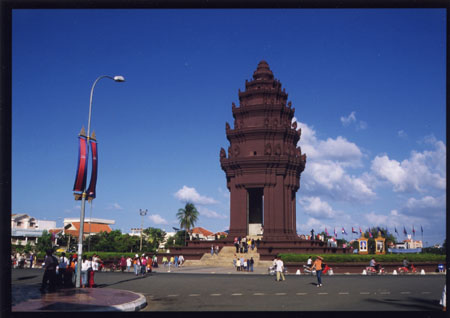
(280, 253, 446, 263)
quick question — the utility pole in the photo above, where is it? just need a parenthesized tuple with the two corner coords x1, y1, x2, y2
(139, 209, 148, 251)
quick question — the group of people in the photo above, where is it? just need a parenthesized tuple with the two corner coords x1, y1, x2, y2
(301, 255, 324, 286)
(11, 252, 37, 269)
(233, 255, 255, 272)
(161, 255, 185, 268)
(233, 236, 260, 253)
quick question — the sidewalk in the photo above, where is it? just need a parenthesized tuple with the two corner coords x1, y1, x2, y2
(12, 284, 146, 312)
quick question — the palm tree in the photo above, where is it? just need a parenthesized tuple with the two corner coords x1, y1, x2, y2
(176, 202, 199, 246)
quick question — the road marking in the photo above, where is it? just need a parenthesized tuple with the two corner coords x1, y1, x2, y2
(275, 293, 286, 295)
(296, 293, 307, 295)
(318, 293, 328, 295)
(421, 292, 431, 294)
(189, 294, 200, 297)
(211, 272, 216, 274)
(400, 292, 411, 294)
(339, 292, 349, 295)
(360, 292, 370, 295)
(232, 293, 243, 296)
(380, 292, 390, 295)
(167, 294, 178, 297)
(254, 293, 265, 296)
(210, 294, 221, 296)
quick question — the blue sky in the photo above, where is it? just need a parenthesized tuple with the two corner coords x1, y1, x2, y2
(12, 9, 446, 246)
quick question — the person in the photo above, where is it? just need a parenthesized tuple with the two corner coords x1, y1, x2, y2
(215, 245, 219, 255)
(306, 256, 313, 269)
(126, 256, 132, 272)
(174, 255, 179, 268)
(403, 258, 411, 270)
(240, 256, 245, 271)
(146, 256, 152, 273)
(249, 257, 254, 272)
(311, 256, 323, 287)
(233, 255, 236, 268)
(120, 256, 126, 272)
(211, 245, 214, 256)
(256, 238, 260, 248)
(275, 257, 285, 282)
(251, 239, 255, 251)
(236, 257, 241, 271)
(29, 253, 34, 269)
(88, 256, 95, 287)
(58, 252, 69, 287)
(369, 257, 380, 272)
(40, 249, 58, 292)
(178, 255, 184, 267)
(310, 229, 315, 240)
(243, 259, 248, 271)
(134, 254, 140, 275)
(141, 255, 147, 276)
(92, 254, 99, 272)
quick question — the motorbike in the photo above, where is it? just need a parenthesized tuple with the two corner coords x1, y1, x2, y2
(398, 264, 417, 274)
(365, 266, 385, 275)
(268, 265, 288, 276)
(303, 265, 316, 275)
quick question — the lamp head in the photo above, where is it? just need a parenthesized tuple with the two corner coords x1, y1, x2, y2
(113, 75, 125, 82)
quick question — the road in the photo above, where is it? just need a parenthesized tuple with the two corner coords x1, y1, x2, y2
(12, 269, 445, 311)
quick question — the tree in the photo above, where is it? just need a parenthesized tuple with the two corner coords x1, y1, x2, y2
(143, 227, 166, 251)
(165, 230, 186, 248)
(176, 202, 199, 246)
(36, 230, 53, 253)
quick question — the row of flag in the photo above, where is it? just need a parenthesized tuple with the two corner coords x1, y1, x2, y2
(322, 225, 423, 238)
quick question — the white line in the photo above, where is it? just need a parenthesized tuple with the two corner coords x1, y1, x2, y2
(189, 294, 200, 297)
(360, 292, 370, 295)
(318, 293, 328, 295)
(254, 293, 265, 295)
(210, 294, 221, 296)
(339, 292, 349, 295)
(380, 292, 390, 295)
(296, 293, 308, 295)
(275, 293, 286, 295)
(421, 292, 431, 294)
(232, 293, 243, 296)
(400, 292, 411, 294)
(167, 294, 178, 297)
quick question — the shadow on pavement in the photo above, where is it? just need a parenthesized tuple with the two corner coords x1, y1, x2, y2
(96, 274, 151, 288)
(365, 296, 441, 311)
(38, 302, 120, 311)
(16, 275, 39, 281)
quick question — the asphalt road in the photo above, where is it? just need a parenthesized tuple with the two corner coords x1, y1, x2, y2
(12, 269, 446, 311)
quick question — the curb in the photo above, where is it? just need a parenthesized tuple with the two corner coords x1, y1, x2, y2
(112, 291, 147, 311)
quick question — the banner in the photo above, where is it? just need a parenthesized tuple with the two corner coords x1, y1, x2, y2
(86, 139, 98, 201)
(73, 135, 88, 198)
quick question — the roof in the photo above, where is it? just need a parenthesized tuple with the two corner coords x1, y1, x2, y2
(64, 218, 115, 225)
(191, 227, 214, 237)
(214, 232, 228, 236)
(49, 229, 63, 234)
(64, 222, 112, 236)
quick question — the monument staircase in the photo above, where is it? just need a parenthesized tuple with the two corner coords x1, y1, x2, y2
(183, 246, 272, 268)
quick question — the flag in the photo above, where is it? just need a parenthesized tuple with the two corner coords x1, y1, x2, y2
(342, 227, 347, 235)
(395, 227, 398, 234)
(359, 227, 362, 235)
(73, 134, 88, 198)
(325, 228, 329, 236)
(334, 227, 337, 237)
(421, 225, 423, 234)
(403, 226, 407, 236)
(377, 227, 384, 236)
(412, 226, 415, 236)
(352, 227, 358, 234)
(86, 138, 98, 201)
(368, 229, 373, 238)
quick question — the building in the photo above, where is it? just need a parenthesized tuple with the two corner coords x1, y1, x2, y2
(190, 227, 215, 241)
(395, 235, 423, 249)
(220, 61, 306, 239)
(11, 214, 57, 246)
(63, 218, 114, 238)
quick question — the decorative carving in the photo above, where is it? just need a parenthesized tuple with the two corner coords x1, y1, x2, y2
(291, 121, 297, 130)
(234, 145, 240, 157)
(264, 143, 272, 155)
(239, 120, 244, 129)
(264, 117, 270, 128)
(296, 147, 301, 157)
(275, 144, 281, 156)
(297, 128, 302, 139)
(228, 146, 232, 158)
(232, 102, 236, 110)
(272, 118, 278, 128)
(288, 101, 292, 108)
(220, 147, 226, 159)
(234, 120, 238, 129)
(226, 122, 230, 131)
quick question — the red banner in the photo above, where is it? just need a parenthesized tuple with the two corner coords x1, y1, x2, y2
(73, 136, 88, 195)
(87, 139, 98, 200)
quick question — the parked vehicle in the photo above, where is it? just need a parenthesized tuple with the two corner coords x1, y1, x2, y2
(303, 265, 316, 275)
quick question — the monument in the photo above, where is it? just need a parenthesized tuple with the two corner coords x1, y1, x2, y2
(220, 61, 306, 240)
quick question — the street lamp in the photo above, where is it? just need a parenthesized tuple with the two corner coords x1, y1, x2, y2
(75, 75, 125, 288)
(139, 209, 148, 251)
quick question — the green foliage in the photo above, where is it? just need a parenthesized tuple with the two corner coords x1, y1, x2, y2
(143, 227, 166, 250)
(88, 230, 142, 253)
(177, 203, 199, 246)
(35, 230, 53, 253)
(166, 230, 186, 247)
(422, 247, 446, 255)
(279, 253, 446, 263)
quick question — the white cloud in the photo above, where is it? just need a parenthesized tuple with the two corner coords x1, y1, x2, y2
(340, 111, 356, 126)
(298, 196, 336, 219)
(106, 203, 123, 210)
(403, 195, 446, 216)
(198, 206, 227, 219)
(398, 130, 407, 138)
(364, 210, 428, 229)
(148, 214, 168, 225)
(174, 185, 218, 205)
(371, 139, 446, 193)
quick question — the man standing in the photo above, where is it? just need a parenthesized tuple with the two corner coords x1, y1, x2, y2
(275, 257, 285, 281)
(58, 252, 69, 287)
(312, 256, 323, 287)
(40, 249, 58, 292)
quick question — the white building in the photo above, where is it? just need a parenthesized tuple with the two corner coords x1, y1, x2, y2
(11, 214, 57, 246)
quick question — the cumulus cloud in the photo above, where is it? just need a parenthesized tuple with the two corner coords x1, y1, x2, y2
(174, 185, 218, 205)
(148, 214, 168, 225)
(198, 206, 227, 219)
(106, 203, 123, 210)
(370, 139, 446, 193)
(364, 209, 428, 229)
(340, 111, 356, 126)
(298, 196, 336, 219)
(403, 195, 446, 216)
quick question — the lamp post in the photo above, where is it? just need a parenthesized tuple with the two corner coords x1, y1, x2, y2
(75, 75, 125, 288)
(139, 209, 148, 252)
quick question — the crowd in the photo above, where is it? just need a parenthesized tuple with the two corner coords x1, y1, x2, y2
(233, 255, 255, 272)
(233, 236, 260, 253)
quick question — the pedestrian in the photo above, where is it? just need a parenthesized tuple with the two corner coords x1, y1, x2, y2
(126, 256, 132, 272)
(234, 237, 239, 253)
(178, 255, 184, 267)
(120, 255, 126, 272)
(88, 256, 95, 288)
(275, 257, 285, 282)
(251, 239, 255, 251)
(236, 257, 241, 271)
(40, 249, 58, 292)
(244, 259, 248, 271)
(240, 256, 244, 271)
(141, 254, 147, 276)
(174, 255, 179, 268)
(134, 254, 139, 275)
(249, 257, 254, 272)
(310, 229, 315, 240)
(256, 238, 260, 248)
(58, 252, 69, 287)
(211, 245, 214, 256)
(233, 256, 236, 268)
(146, 256, 152, 273)
(29, 253, 34, 269)
(312, 256, 323, 287)
(215, 245, 219, 255)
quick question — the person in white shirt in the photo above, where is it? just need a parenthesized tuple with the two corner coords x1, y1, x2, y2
(126, 257, 132, 272)
(275, 257, 285, 282)
(80, 255, 92, 288)
(178, 255, 184, 267)
(307, 256, 312, 269)
(58, 252, 69, 287)
(92, 255, 99, 271)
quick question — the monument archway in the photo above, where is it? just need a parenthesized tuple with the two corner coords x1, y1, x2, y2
(220, 61, 306, 240)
